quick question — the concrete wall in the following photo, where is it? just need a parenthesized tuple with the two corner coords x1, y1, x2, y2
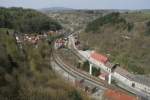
(113, 72, 132, 86)
(113, 72, 150, 94)
(90, 57, 111, 73)
(78, 50, 150, 94)
(133, 81, 150, 94)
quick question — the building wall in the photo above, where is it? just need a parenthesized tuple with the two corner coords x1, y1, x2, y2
(113, 72, 132, 86)
(90, 57, 111, 73)
(78, 50, 150, 94)
(133, 81, 150, 94)
(113, 72, 150, 94)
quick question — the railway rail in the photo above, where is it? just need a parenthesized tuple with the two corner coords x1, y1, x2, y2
(51, 47, 131, 92)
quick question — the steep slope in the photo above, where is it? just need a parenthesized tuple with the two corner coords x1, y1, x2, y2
(0, 28, 89, 100)
(0, 7, 89, 100)
(80, 12, 150, 74)
(0, 7, 62, 33)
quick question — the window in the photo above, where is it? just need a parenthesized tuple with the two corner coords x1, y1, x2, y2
(132, 83, 135, 88)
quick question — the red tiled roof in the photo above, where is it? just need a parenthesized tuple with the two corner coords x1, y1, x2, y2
(104, 89, 138, 100)
(90, 51, 108, 64)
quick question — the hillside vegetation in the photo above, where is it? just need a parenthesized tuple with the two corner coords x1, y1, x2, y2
(47, 11, 101, 32)
(0, 29, 89, 100)
(0, 7, 62, 33)
(0, 8, 89, 100)
(85, 12, 133, 33)
(80, 12, 150, 74)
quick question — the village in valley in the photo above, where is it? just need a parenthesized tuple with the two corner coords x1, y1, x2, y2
(54, 31, 150, 99)
(1, 1, 150, 100)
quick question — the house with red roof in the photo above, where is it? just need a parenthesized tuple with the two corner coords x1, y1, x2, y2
(90, 51, 108, 64)
(89, 51, 116, 73)
(104, 89, 139, 100)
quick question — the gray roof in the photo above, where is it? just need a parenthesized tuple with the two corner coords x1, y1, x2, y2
(114, 67, 133, 79)
(131, 75, 150, 87)
(115, 67, 150, 87)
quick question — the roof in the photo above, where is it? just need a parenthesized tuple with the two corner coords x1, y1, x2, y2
(115, 67, 150, 87)
(90, 51, 108, 64)
(99, 73, 109, 77)
(105, 62, 116, 69)
(114, 67, 133, 79)
(104, 89, 138, 100)
(131, 75, 150, 87)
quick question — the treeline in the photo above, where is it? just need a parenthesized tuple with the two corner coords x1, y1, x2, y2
(0, 29, 89, 100)
(0, 7, 62, 33)
(85, 12, 133, 33)
(146, 21, 150, 35)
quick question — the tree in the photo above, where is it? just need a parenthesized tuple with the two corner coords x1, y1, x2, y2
(0, 7, 62, 33)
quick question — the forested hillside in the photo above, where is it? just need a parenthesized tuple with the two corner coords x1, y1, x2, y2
(0, 7, 62, 33)
(85, 12, 133, 33)
(0, 8, 89, 100)
(80, 12, 150, 74)
(0, 29, 89, 100)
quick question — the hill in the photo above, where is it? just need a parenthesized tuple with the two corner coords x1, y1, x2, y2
(80, 12, 150, 74)
(40, 7, 74, 12)
(0, 7, 62, 33)
(0, 28, 89, 100)
(0, 8, 89, 100)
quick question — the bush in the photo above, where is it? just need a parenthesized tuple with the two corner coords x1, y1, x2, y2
(92, 67, 100, 76)
(82, 61, 89, 72)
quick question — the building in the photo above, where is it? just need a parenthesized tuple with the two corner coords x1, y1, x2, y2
(113, 67, 150, 94)
(89, 51, 117, 73)
(130, 75, 150, 94)
(89, 51, 109, 72)
(90, 51, 108, 64)
(76, 46, 150, 96)
(105, 62, 117, 73)
(99, 73, 109, 81)
(104, 89, 139, 100)
(113, 67, 133, 86)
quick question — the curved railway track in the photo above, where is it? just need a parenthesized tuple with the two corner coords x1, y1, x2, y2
(51, 34, 136, 96)
(51, 48, 122, 91)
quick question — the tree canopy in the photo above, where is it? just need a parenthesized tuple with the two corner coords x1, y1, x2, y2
(0, 7, 62, 33)
(85, 12, 133, 33)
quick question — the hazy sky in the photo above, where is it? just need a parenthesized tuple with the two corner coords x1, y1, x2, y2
(0, 0, 150, 9)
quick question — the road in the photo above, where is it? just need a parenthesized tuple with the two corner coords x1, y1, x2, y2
(51, 36, 134, 94)
(67, 34, 150, 100)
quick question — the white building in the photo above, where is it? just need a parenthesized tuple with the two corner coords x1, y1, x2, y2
(113, 67, 150, 94)
(113, 67, 133, 86)
(131, 75, 150, 94)
(77, 49, 150, 95)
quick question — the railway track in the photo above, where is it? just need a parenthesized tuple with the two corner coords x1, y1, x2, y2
(52, 48, 117, 90)
(51, 33, 136, 95)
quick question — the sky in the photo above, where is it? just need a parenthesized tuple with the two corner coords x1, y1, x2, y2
(0, 0, 150, 10)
